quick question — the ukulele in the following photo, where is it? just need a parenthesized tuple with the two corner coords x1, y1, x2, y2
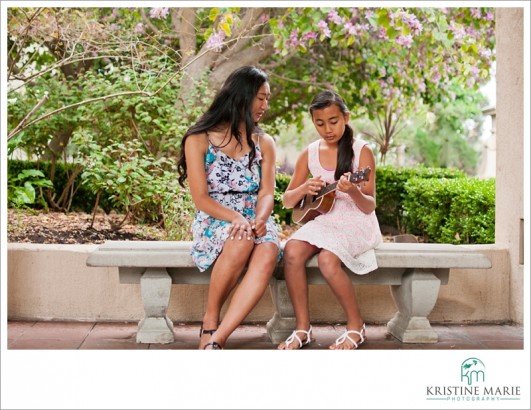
(291, 167, 371, 225)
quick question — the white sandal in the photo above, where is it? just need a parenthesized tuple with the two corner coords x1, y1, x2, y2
(333, 323, 366, 349)
(279, 326, 313, 350)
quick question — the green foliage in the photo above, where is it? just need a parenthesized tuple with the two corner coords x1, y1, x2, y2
(73, 132, 172, 222)
(161, 188, 196, 241)
(375, 165, 466, 230)
(274, 173, 294, 225)
(401, 85, 488, 173)
(8, 168, 53, 209)
(403, 177, 495, 244)
(7, 159, 108, 212)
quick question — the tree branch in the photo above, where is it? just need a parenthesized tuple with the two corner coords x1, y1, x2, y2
(8, 45, 216, 139)
(8, 93, 49, 140)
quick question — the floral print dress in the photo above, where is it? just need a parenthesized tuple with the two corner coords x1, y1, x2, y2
(191, 137, 281, 272)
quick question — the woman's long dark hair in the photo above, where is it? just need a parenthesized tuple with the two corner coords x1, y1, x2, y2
(177, 66, 268, 187)
(309, 90, 354, 181)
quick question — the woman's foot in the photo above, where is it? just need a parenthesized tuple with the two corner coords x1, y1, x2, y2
(203, 341, 223, 350)
(277, 326, 313, 350)
(198, 323, 218, 350)
(329, 323, 366, 350)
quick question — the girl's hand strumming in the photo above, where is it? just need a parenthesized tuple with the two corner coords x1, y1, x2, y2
(304, 176, 326, 196)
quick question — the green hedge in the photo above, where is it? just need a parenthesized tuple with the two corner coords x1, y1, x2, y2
(403, 177, 495, 244)
(375, 165, 466, 230)
(9, 160, 494, 244)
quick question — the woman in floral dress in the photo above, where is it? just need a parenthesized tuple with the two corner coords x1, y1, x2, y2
(177, 66, 280, 349)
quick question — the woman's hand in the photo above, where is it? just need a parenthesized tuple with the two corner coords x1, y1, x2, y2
(228, 215, 254, 241)
(251, 218, 267, 238)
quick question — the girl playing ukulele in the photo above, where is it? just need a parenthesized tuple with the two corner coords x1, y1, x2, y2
(278, 90, 382, 350)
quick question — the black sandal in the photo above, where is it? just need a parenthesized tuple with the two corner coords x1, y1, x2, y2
(199, 327, 217, 338)
(203, 342, 223, 350)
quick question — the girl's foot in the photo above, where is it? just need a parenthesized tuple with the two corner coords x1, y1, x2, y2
(329, 323, 366, 350)
(277, 326, 313, 350)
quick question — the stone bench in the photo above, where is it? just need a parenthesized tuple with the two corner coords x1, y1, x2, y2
(86, 240, 491, 344)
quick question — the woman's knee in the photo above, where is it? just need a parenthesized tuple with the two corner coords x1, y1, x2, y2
(222, 238, 254, 263)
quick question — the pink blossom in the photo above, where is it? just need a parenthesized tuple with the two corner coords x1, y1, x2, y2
(260, 14, 270, 23)
(378, 27, 387, 39)
(149, 7, 169, 20)
(485, 12, 494, 21)
(448, 24, 466, 41)
(317, 19, 328, 30)
(470, 66, 479, 75)
(344, 22, 357, 36)
(288, 29, 300, 47)
(396, 34, 413, 48)
(479, 48, 492, 59)
(364, 9, 374, 19)
(205, 30, 225, 52)
(302, 31, 318, 41)
(134, 23, 145, 34)
(328, 9, 343, 25)
(470, 8, 482, 19)
(317, 20, 331, 38)
(359, 23, 370, 32)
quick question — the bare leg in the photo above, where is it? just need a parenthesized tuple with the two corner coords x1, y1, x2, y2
(317, 250, 364, 350)
(199, 237, 255, 349)
(277, 239, 319, 350)
(204, 242, 279, 348)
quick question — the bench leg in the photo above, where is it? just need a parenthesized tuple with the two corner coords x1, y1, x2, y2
(387, 269, 441, 343)
(266, 277, 296, 343)
(137, 268, 174, 344)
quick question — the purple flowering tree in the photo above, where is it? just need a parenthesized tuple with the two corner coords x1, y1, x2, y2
(8, 7, 495, 162)
(266, 7, 495, 162)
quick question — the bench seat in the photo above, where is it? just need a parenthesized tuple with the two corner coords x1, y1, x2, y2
(86, 241, 491, 344)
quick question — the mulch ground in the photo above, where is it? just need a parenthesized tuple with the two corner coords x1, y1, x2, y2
(7, 209, 394, 244)
(7, 209, 166, 244)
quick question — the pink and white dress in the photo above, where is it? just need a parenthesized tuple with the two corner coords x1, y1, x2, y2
(288, 138, 382, 274)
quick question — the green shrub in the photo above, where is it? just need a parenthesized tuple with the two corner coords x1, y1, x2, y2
(8, 168, 53, 209)
(274, 173, 293, 225)
(7, 159, 110, 212)
(403, 177, 495, 244)
(375, 165, 465, 231)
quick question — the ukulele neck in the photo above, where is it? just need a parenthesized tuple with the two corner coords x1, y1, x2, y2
(315, 170, 368, 199)
(316, 182, 338, 199)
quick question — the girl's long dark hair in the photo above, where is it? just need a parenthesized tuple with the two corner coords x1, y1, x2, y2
(177, 66, 268, 187)
(309, 90, 354, 181)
